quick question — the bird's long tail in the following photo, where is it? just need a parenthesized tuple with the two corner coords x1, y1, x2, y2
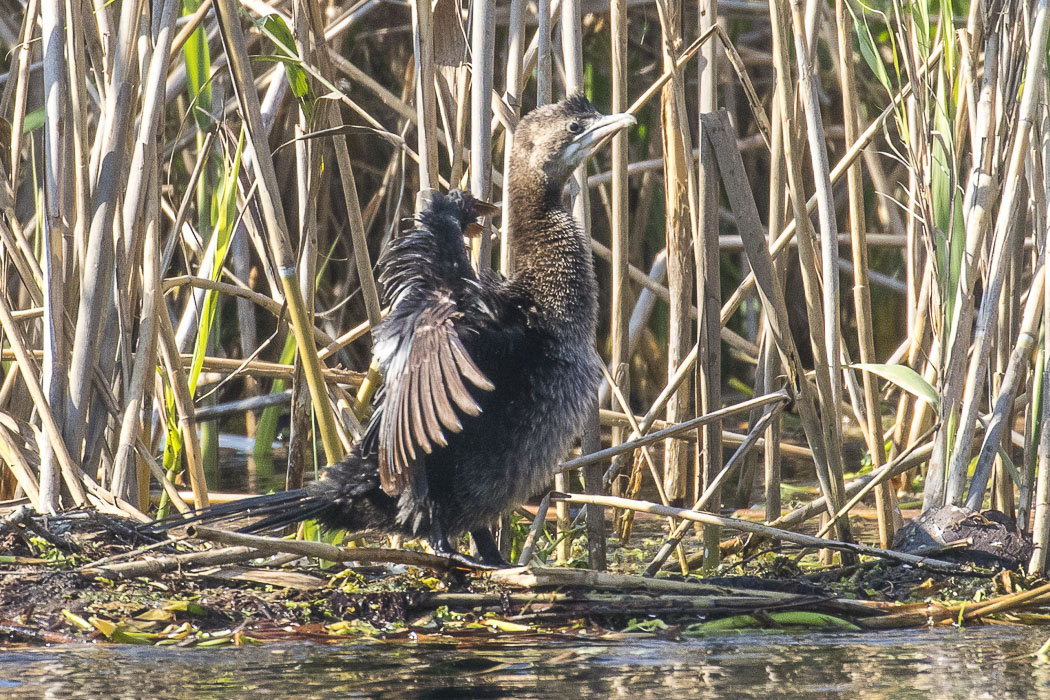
(143, 488, 331, 536)
(143, 453, 398, 538)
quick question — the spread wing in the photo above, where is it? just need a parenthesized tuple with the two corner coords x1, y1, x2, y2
(367, 191, 502, 498)
(373, 297, 494, 497)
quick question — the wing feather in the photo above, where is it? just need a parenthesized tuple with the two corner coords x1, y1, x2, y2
(450, 335, 496, 391)
(370, 191, 504, 497)
(406, 366, 431, 455)
(375, 299, 495, 496)
(437, 334, 482, 417)
(427, 337, 465, 433)
(419, 361, 446, 448)
(399, 369, 418, 464)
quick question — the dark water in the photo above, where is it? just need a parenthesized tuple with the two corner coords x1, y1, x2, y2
(1, 626, 1048, 698)
(212, 439, 291, 494)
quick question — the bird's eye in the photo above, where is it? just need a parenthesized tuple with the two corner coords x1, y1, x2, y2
(567, 121, 583, 134)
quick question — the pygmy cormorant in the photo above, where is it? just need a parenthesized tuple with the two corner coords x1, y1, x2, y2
(165, 96, 635, 567)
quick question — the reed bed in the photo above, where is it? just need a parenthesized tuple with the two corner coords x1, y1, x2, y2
(1, 0, 1050, 576)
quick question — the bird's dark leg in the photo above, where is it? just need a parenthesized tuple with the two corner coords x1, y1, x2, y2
(469, 527, 511, 567)
(427, 520, 505, 571)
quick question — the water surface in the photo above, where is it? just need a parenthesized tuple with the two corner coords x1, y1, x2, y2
(2, 626, 1049, 698)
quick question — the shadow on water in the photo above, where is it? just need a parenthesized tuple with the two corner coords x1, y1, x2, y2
(2, 627, 1050, 698)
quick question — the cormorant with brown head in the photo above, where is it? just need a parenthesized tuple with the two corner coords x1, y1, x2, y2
(160, 96, 635, 567)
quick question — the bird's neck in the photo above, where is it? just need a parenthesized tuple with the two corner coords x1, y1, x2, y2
(506, 172, 597, 337)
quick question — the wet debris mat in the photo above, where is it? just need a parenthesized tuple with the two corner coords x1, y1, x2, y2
(1, 508, 1049, 646)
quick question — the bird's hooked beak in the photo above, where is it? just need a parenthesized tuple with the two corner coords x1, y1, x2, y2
(565, 112, 636, 165)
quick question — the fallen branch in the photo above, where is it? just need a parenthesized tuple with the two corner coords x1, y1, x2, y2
(552, 492, 970, 574)
(81, 545, 266, 578)
(186, 525, 463, 572)
(857, 582, 1050, 630)
(487, 565, 797, 597)
(421, 591, 880, 620)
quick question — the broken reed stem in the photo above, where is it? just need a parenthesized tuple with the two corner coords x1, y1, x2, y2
(0, 349, 365, 386)
(872, 580, 1050, 629)
(83, 545, 267, 579)
(163, 276, 337, 345)
(598, 409, 814, 459)
(517, 493, 552, 566)
(485, 566, 808, 600)
(553, 492, 965, 574)
(186, 525, 462, 571)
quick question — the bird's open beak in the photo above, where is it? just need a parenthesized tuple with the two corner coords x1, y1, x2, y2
(568, 112, 636, 162)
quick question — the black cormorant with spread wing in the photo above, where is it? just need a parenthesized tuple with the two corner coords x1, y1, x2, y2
(161, 96, 634, 567)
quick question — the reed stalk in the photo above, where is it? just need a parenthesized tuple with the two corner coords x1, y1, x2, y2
(609, 0, 629, 461)
(761, 94, 785, 524)
(654, 0, 698, 511)
(412, 0, 439, 203)
(835, 0, 897, 546)
(469, 0, 495, 266)
(499, 0, 525, 274)
(695, 0, 722, 568)
(1032, 240, 1050, 574)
